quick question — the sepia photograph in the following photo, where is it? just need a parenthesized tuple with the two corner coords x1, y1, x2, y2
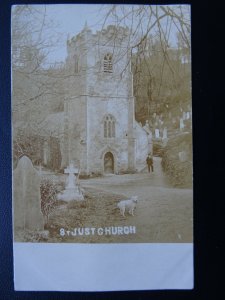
(12, 4, 192, 244)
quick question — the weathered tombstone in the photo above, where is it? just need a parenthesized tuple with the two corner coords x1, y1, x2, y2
(65, 163, 78, 189)
(13, 156, 44, 231)
(43, 141, 48, 165)
(57, 161, 84, 201)
(162, 127, 168, 140)
(155, 128, 160, 138)
(180, 118, 185, 131)
(178, 151, 188, 162)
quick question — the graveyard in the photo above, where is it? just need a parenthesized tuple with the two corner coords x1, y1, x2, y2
(11, 4, 192, 244)
(13, 155, 193, 243)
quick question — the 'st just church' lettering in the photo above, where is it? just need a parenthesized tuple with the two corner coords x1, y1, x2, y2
(59, 226, 136, 237)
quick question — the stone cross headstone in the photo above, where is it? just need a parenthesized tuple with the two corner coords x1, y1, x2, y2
(155, 128, 160, 138)
(57, 161, 84, 201)
(13, 156, 44, 231)
(64, 162, 79, 189)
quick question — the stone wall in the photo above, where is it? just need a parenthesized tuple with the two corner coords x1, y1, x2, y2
(87, 96, 130, 174)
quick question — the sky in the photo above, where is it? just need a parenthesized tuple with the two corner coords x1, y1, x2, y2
(14, 4, 190, 65)
(43, 4, 117, 64)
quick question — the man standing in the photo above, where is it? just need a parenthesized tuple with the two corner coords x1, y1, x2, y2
(146, 153, 154, 173)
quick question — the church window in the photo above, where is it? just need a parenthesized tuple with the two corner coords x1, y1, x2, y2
(112, 121, 115, 137)
(103, 53, 113, 73)
(104, 121, 107, 137)
(103, 114, 116, 138)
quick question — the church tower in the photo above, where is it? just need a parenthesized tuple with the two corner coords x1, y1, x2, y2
(63, 24, 136, 175)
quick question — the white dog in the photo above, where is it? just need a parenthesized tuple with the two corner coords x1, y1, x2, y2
(117, 196, 138, 217)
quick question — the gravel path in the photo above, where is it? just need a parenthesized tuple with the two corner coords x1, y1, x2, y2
(79, 157, 193, 242)
(36, 157, 192, 243)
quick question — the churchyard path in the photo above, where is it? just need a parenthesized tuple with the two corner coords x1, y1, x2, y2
(79, 157, 193, 242)
(40, 157, 192, 243)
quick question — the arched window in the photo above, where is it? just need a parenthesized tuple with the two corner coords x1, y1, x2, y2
(103, 53, 113, 73)
(103, 115, 116, 138)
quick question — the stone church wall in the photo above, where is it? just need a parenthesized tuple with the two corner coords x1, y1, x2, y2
(86, 96, 130, 174)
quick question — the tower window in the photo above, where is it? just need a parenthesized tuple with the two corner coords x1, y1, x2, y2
(103, 114, 116, 138)
(103, 53, 113, 73)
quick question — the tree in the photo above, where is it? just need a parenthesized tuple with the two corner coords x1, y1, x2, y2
(99, 4, 191, 124)
(133, 35, 191, 125)
(12, 5, 65, 165)
(12, 5, 64, 123)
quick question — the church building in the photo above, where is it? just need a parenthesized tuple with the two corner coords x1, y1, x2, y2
(42, 24, 151, 175)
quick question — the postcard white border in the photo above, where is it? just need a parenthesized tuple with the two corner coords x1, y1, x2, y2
(14, 243, 193, 291)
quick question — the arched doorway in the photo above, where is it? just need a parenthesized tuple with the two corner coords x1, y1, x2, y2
(104, 152, 114, 174)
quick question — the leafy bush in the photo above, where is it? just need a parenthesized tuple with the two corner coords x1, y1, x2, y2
(40, 178, 58, 224)
(161, 133, 192, 187)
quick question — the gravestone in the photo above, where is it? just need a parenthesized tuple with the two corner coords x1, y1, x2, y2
(13, 156, 44, 231)
(180, 118, 185, 130)
(178, 151, 188, 162)
(162, 127, 168, 140)
(65, 163, 78, 189)
(57, 162, 84, 201)
(155, 128, 160, 138)
(43, 141, 48, 165)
